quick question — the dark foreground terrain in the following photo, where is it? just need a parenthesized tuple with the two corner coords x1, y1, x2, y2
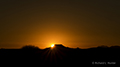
(0, 45, 120, 66)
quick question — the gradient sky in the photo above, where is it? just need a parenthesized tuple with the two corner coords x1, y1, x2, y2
(0, 0, 120, 49)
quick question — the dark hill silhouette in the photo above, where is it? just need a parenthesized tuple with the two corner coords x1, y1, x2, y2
(52, 44, 73, 51)
(0, 44, 120, 66)
(54, 44, 65, 48)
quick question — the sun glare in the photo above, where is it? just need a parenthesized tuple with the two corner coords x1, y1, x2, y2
(51, 44, 55, 48)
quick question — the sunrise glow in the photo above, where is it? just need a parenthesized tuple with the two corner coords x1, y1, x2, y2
(51, 44, 55, 48)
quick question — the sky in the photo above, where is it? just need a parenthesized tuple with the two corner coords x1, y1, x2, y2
(0, 0, 120, 49)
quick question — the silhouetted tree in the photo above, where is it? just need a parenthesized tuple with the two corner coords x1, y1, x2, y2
(21, 45, 39, 50)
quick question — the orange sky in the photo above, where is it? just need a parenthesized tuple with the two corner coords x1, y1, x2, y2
(0, 0, 120, 49)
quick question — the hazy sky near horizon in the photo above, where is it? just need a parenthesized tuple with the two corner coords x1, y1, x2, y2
(0, 0, 120, 49)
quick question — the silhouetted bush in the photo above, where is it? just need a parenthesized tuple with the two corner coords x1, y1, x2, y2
(21, 45, 39, 50)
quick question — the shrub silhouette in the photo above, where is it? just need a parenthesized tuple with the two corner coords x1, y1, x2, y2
(21, 45, 39, 50)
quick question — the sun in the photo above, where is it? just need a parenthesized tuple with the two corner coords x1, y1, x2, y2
(51, 44, 55, 48)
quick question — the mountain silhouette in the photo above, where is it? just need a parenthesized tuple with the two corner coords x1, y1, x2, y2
(0, 44, 120, 66)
